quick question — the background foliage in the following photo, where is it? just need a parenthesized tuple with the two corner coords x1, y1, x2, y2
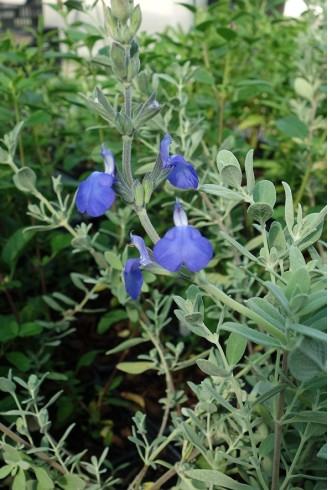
(0, 0, 326, 489)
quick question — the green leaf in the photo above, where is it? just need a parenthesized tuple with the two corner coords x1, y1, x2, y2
(294, 77, 314, 101)
(317, 443, 327, 460)
(25, 110, 52, 127)
(220, 322, 283, 348)
(226, 332, 248, 366)
(268, 221, 286, 253)
(220, 232, 259, 263)
(0, 377, 16, 393)
(221, 164, 243, 189)
(247, 202, 273, 224)
(97, 310, 128, 334)
(276, 116, 309, 138)
(247, 297, 286, 330)
(1, 228, 35, 269)
(56, 474, 86, 490)
(251, 383, 287, 409)
(50, 233, 72, 254)
(217, 27, 238, 41)
(216, 150, 240, 172)
(106, 338, 148, 355)
(285, 267, 310, 299)
(259, 433, 275, 456)
(196, 359, 230, 377)
(288, 337, 326, 382)
(287, 410, 327, 425)
(104, 251, 123, 270)
(199, 184, 242, 201)
(13, 468, 26, 490)
(6, 352, 31, 372)
(289, 323, 327, 342)
(0, 464, 14, 479)
(193, 68, 215, 85)
(13, 167, 37, 193)
(116, 361, 153, 374)
(245, 149, 255, 194)
(0, 316, 19, 341)
(185, 469, 252, 489)
(34, 467, 54, 490)
(176, 2, 197, 13)
(289, 245, 306, 271)
(76, 350, 100, 370)
(253, 180, 276, 207)
(202, 383, 239, 414)
(282, 181, 294, 237)
(19, 322, 43, 337)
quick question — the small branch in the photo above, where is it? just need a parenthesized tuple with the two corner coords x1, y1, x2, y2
(271, 350, 288, 490)
(0, 422, 67, 475)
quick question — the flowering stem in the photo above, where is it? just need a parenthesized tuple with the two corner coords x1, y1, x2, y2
(135, 207, 160, 244)
(122, 82, 134, 186)
(122, 135, 133, 187)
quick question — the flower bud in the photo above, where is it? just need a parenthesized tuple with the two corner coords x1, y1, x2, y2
(111, 42, 127, 80)
(103, 2, 118, 38)
(130, 4, 142, 37)
(13, 167, 37, 193)
(115, 114, 134, 135)
(111, 0, 133, 23)
(133, 180, 144, 207)
(142, 176, 153, 204)
(127, 53, 140, 82)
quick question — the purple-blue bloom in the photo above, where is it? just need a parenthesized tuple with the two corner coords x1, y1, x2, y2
(123, 234, 152, 300)
(76, 145, 116, 217)
(160, 135, 198, 189)
(153, 202, 213, 272)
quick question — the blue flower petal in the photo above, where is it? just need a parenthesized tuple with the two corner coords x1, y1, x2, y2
(153, 226, 213, 272)
(123, 258, 143, 300)
(160, 134, 172, 166)
(130, 234, 152, 266)
(167, 155, 198, 189)
(76, 171, 115, 217)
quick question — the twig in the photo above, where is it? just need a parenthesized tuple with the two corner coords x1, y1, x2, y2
(271, 350, 288, 490)
(0, 422, 67, 475)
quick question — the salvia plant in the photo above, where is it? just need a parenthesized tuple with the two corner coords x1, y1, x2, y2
(0, 1, 326, 489)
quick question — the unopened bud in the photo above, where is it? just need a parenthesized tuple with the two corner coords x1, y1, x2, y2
(130, 4, 142, 37)
(111, 42, 127, 80)
(111, 0, 134, 23)
(115, 114, 134, 135)
(103, 3, 118, 38)
(133, 180, 144, 207)
(142, 176, 153, 204)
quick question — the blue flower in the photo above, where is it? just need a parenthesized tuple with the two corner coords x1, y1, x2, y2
(123, 234, 152, 300)
(76, 145, 116, 217)
(153, 201, 213, 272)
(160, 135, 198, 189)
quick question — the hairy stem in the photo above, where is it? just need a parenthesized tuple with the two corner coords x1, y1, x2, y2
(122, 81, 134, 186)
(271, 350, 288, 490)
(135, 207, 160, 244)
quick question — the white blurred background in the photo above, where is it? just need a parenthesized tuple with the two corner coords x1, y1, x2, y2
(1, 0, 309, 35)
